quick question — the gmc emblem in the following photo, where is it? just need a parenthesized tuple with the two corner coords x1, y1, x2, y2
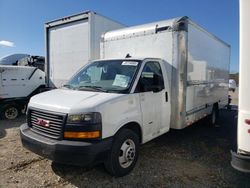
(36, 118, 50, 127)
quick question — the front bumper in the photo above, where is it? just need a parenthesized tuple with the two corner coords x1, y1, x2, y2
(20, 123, 112, 166)
(231, 150, 250, 173)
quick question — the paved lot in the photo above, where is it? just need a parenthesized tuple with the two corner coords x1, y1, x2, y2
(1, 89, 250, 187)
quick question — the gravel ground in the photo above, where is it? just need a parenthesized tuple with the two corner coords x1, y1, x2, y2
(1, 90, 250, 187)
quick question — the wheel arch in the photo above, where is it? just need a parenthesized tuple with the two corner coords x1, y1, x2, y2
(115, 122, 143, 144)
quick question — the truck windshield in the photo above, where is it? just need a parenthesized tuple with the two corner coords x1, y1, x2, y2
(64, 60, 140, 93)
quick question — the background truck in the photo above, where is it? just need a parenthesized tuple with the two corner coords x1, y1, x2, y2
(231, 0, 250, 173)
(229, 79, 237, 92)
(0, 54, 29, 65)
(21, 16, 230, 177)
(0, 55, 45, 119)
(45, 11, 125, 88)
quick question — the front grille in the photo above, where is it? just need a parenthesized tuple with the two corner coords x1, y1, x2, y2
(29, 109, 66, 139)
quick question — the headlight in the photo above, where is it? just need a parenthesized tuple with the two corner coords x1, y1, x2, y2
(67, 112, 101, 124)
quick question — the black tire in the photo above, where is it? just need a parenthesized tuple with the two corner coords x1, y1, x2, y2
(208, 105, 219, 126)
(104, 129, 139, 177)
(0, 104, 20, 120)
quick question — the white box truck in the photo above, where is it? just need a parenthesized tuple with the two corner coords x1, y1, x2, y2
(231, 0, 250, 173)
(21, 16, 230, 176)
(45, 11, 125, 88)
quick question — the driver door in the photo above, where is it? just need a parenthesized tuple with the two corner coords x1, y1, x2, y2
(135, 60, 170, 142)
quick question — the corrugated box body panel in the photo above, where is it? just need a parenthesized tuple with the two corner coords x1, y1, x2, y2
(101, 19, 176, 63)
(48, 19, 89, 87)
(102, 32, 173, 66)
(46, 11, 125, 87)
(186, 22, 230, 113)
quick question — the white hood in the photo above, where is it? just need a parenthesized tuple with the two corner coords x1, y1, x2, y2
(29, 89, 124, 114)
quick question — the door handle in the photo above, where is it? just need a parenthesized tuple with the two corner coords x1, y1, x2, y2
(165, 91, 168, 102)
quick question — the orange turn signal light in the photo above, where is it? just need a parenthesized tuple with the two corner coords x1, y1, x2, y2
(64, 131, 100, 139)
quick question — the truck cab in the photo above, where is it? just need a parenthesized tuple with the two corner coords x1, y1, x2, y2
(21, 58, 171, 176)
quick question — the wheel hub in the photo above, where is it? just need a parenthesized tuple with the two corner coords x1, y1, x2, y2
(5, 107, 18, 120)
(125, 147, 135, 161)
(119, 139, 136, 168)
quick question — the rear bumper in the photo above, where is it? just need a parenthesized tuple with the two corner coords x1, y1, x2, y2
(20, 123, 112, 166)
(231, 150, 250, 173)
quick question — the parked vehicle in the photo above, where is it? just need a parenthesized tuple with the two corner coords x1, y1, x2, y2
(0, 56, 45, 119)
(0, 54, 29, 65)
(229, 79, 236, 92)
(45, 11, 125, 88)
(231, 0, 250, 173)
(0, 54, 45, 70)
(20, 16, 230, 176)
(17, 56, 45, 71)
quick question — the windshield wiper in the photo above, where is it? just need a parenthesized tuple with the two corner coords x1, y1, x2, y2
(78, 86, 107, 92)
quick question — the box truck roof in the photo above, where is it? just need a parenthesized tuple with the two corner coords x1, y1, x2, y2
(103, 16, 229, 47)
(45, 11, 125, 28)
(103, 17, 180, 41)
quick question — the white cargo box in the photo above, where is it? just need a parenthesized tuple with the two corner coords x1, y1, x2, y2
(45, 11, 125, 87)
(102, 17, 230, 129)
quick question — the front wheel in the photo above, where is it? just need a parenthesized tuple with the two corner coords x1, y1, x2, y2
(104, 129, 139, 177)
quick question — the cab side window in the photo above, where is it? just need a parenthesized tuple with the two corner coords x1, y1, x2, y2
(135, 61, 164, 93)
